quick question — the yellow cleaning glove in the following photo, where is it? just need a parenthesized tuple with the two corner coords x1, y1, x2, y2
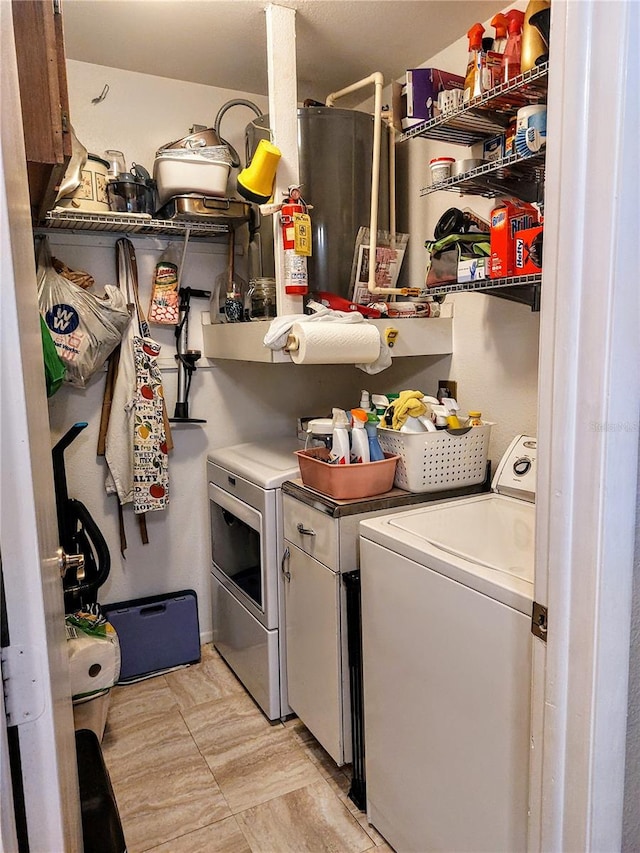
(391, 390, 427, 430)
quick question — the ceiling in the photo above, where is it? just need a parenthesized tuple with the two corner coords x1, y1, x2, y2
(62, 0, 504, 102)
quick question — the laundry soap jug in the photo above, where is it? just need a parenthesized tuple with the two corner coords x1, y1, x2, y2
(350, 409, 370, 463)
(329, 408, 350, 465)
(521, 0, 551, 72)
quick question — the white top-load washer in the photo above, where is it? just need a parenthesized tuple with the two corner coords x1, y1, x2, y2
(359, 435, 536, 853)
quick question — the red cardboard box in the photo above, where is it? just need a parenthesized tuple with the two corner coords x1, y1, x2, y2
(515, 225, 544, 274)
(489, 200, 539, 279)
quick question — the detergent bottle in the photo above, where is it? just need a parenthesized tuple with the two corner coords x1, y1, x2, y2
(503, 9, 525, 81)
(350, 410, 370, 463)
(463, 23, 485, 103)
(365, 413, 385, 462)
(329, 408, 351, 465)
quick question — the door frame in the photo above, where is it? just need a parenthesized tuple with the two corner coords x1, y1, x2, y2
(1, 2, 82, 849)
(532, 0, 640, 849)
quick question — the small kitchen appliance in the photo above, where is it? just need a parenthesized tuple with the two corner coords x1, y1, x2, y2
(154, 146, 233, 207)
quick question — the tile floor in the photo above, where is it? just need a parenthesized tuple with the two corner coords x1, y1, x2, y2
(102, 644, 394, 853)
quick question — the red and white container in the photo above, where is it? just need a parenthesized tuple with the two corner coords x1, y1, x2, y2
(429, 156, 455, 185)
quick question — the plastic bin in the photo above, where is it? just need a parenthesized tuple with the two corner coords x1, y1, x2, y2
(295, 448, 399, 500)
(103, 590, 200, 682)
(377, 424, 492, 493)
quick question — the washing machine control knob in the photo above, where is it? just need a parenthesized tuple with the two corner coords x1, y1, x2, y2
(513, 457, 532, 476)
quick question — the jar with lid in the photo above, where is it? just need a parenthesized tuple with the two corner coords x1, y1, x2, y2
(249, 277, 277, 320)
(468, 410, 483, 426)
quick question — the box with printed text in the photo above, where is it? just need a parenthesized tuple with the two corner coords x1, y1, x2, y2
(489, 200, 540, 279)
(402, 68, 465, 122)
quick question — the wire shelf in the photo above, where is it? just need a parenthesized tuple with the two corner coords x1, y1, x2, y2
(399, 63, 549, 147)
(420, 151, 545, 202)
(43, 209, 231, 237)
(426, 273, 542, 310)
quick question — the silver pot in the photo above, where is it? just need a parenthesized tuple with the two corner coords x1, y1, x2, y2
(160, 127, 222, 151)
(451, 158, 485, 177)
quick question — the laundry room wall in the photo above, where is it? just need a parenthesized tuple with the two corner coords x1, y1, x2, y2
(49, 62, 450, 638)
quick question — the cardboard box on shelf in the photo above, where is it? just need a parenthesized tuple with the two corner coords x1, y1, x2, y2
(483, 134, 505, 162)
(402, 68, 465, 121)
(489, 200, 539, 279)
(515, 225, 544, 274)
(457, 256, 487, 283)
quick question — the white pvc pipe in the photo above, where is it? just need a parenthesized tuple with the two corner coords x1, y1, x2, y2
(325, 72, 410, 296)
(389, 120, 396, 251)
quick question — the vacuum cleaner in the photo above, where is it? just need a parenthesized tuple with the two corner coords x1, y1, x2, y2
(52, 422, 110, 613)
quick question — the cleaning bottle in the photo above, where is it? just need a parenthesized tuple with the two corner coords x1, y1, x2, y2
(329, 408, 351, 465)
(503, 9, 525, 81)
(365, 413, 385, 462)
(359, 390, 372, 413)
(371, 394, 389, 423)
(491, 13, 509, 53)
(521, 0, 551, 72)
(487, 14, 508, 89)
(350, 409, 370, 463)
(463, 23, 485, 103)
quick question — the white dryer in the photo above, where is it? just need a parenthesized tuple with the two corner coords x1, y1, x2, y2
(359, 435, 537, 853)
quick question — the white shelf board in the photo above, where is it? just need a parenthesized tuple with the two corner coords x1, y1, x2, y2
(202, 317, 453, 363)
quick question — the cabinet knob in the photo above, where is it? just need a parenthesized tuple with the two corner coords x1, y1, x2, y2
(296, 522, 316, 536)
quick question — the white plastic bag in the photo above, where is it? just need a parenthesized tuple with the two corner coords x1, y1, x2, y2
(37, 238, 131, 388)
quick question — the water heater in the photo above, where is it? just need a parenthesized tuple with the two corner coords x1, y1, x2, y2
(246, 107, 391, 300)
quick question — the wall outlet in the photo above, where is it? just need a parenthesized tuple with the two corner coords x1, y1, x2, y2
(437, 379, 457, 400)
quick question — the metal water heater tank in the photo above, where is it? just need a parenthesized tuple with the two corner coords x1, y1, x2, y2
(246, 107, 391, 300)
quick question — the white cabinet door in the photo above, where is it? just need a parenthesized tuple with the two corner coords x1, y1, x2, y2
(284, 542, 345, 765)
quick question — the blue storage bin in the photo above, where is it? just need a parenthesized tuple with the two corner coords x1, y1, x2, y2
(103, 590, 200, 682)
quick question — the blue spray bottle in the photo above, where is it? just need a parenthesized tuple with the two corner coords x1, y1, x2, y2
(365, 412, 385, 461)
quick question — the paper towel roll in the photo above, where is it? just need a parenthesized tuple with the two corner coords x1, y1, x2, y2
(67, 632, 120, 698)
(289, 322, 380, 364)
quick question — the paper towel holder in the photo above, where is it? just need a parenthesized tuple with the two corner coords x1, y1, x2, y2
(285, 333, 300, 353)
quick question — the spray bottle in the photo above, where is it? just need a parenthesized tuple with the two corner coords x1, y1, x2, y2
(359, 390, 372, 413)
(329, 408, 351, 465)
(350, 410, 370, 463)
(491, 13, 509, 53)
(463, 23, 485, 103)
(503, 9, 525, 81)
(371, 394, 389, 423)
(365, 413, 385, 462)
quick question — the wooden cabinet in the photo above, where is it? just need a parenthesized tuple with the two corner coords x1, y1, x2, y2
(12, 0, 71, 222)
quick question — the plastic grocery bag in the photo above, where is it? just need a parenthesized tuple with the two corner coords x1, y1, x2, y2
(39, 314, 66, 396)
(37, 238, 131, 388)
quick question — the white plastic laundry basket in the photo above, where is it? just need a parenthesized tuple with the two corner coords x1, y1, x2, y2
(377, 424, 492, 492)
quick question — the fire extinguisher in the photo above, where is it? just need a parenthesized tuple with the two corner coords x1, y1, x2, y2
(280, 187, 311, 296)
